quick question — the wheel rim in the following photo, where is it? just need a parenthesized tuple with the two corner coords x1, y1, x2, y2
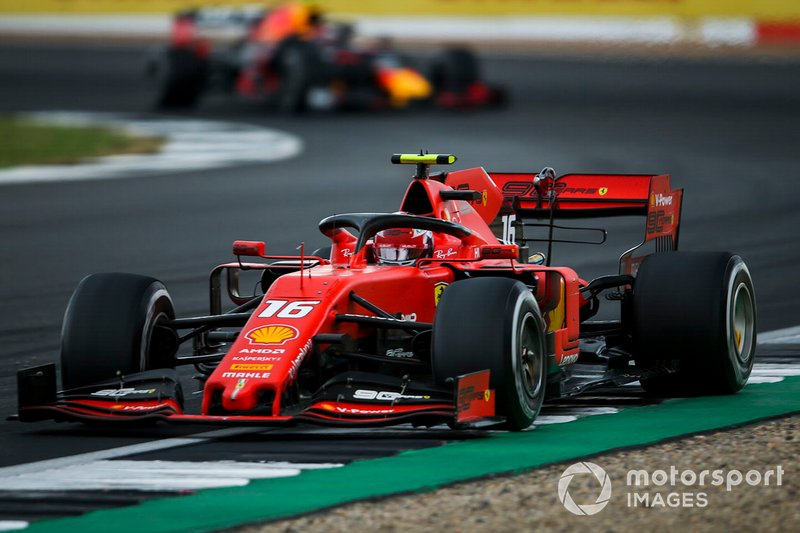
(139, 288, 171, 371)
(519, 312, 543, 399)
(731, 282, 755, 364)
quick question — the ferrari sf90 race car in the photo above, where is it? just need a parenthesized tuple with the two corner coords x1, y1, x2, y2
(15, 154, 756, 431)
(146, 3, 505, 112)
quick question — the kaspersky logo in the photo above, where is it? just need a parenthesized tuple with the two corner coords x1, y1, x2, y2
(558, 462, 612, 515)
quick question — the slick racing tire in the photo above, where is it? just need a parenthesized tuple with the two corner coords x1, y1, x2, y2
(61, 273, 177, 390)
(633, 252, 757, 395)
(275, 39, 316, 114)
(430, 48, 479, 92)
(149, 46, 207, 109)
(432, 277, 547, 430)
(311, 245, 332, 260)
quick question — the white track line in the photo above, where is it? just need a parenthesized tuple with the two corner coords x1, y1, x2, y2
(751, 364, 800, 376)
(748, 376, 784, 384)
(0, 112, 303, 185)
(534, 406, 620, 426)
(759, 325, 800, 345)
(0, 522, 27, 532)
(0, 460, 342, 492)
(0, 427, 262, 478)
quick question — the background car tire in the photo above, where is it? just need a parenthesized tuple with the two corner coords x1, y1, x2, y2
(275, 39, 316, 114)
(61, 273, 177, 390)
(432, 277, 547, 430)
(430, 48, 479, 92)
(311, 245, 332, 259)
(148, 46, 207, 109)
(633, 252, 756, 395)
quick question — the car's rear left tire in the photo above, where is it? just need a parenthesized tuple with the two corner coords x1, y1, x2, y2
(633, 252, 756, 395)
(148, 46, 207, 109)
(61, 273, 177, 390)
(432, 277, 547, 430)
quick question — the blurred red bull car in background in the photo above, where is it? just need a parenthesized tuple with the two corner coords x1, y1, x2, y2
(146, 2, 506, 112)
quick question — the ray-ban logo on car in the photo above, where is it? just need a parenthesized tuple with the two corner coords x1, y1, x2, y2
(558, 462, 612, 516)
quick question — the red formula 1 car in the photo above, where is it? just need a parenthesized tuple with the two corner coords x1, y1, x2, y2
(15, 154, 756, 430)
(146, 3, 505, 112)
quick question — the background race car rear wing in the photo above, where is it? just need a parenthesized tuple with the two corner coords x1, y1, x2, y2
(446, 168, 682, 275)
(170, 6, 266, 46)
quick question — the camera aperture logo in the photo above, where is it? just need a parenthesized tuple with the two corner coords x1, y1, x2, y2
(557, 462, 784, 514)
(558, 462, 612, 516)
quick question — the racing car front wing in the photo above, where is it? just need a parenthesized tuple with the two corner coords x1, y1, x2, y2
(13, 364, 501, 429)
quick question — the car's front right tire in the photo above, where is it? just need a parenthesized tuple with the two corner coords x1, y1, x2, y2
(61, 273, 177, 390)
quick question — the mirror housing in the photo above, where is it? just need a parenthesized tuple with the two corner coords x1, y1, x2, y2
(479, 244, 518, 260)
(233, 240, 266, 257)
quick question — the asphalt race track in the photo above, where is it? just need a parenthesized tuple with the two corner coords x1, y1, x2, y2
(0, 42, 798, 528)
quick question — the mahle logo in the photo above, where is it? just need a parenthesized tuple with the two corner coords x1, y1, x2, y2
(558, 462, 612, 515)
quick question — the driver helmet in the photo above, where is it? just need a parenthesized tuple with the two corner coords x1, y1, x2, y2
(374, 228, 433, 266)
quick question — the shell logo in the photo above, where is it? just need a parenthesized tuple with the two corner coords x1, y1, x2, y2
(246, 325, 298, 345)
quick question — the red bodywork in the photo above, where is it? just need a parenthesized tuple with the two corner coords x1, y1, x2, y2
(17, 164, 681, 427)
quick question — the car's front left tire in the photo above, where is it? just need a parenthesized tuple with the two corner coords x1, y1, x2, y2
(432, 277, 547, 430)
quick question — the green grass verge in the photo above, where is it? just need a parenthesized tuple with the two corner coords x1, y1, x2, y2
(0, 116, 164, 168)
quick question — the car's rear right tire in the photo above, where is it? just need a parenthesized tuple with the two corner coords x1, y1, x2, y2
(275, 39, 317, 114)
(430, 48, 480, 92)
(432, 277, 547, 430)
(61, 273, 177, 390)
(633, 252, 756, 396)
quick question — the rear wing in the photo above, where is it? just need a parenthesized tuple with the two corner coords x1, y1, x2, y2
(170, 6, 267, 47)
(449, 169, 682, 275)
(490, 172, 676, 217)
